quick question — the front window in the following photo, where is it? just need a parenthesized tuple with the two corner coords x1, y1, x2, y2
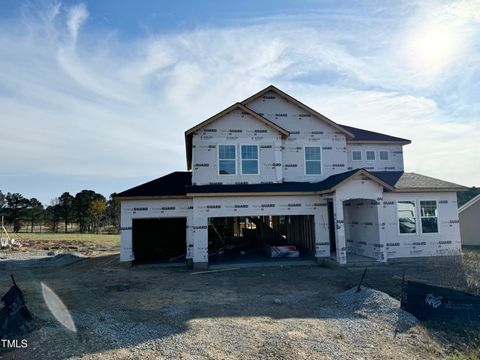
(352, 150, 362, 161)
(305, 146, 322, 175)
(420, 200, 438, 233)
(218, 145, 236, 175)
(379, 151, 389, 160)
(398, 200, 416, 234)
(241, 145, 259, 175)
(366, 150, 375, 161)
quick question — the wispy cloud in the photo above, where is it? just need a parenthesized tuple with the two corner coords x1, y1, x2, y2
(0, 1, 479, 203)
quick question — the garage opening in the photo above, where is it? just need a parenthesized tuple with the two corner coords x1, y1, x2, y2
(132, 218, 187, 263)
(208, 215, 315, 263)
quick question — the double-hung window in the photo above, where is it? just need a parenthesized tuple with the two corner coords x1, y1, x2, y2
(397, 200, 417, 234)
(241, 145, 259, 175)
(379, 151, 389, 161)
(366, 150, 375, 161)
(218, 145, 236, 175)
(305, 146, 322, 175)
(420, 201, 438, 233)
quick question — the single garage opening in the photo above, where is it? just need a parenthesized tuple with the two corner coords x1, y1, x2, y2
(132, 217, 187, 263)
(208, 215, 315, 263)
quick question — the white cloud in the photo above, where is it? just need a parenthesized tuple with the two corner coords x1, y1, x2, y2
(66, 3, 88, 45)
(0, 1, 479, 202)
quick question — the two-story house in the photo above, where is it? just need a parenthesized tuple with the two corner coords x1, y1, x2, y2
(116, 85, 466, 269)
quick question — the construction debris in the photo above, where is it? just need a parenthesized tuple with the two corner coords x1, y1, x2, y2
(0, 276, 35, 340)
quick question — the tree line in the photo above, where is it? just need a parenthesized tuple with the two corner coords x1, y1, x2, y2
(0, 190, 120, 234)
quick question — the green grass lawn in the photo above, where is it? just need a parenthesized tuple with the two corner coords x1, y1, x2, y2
(10, 232, 120, 247)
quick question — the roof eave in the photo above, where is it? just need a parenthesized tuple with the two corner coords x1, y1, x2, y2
(347, 140, 411, 145)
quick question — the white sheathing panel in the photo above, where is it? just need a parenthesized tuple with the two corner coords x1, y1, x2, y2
(120, 199, 193, 262)
(382, 192, 461, 258)
(191, 109, 283, 185)
(192, 195, 330, 261)
(246, 91, 348, 182)
(344, 199, 382, 260)
(346, 144, 404, 172)
(333, 175, 385, 264)
(459, 199, 480, 246)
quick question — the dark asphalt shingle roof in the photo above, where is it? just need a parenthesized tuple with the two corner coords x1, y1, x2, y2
(115, 170, 466, 198)
(187, 169, 360, 194)
(340, 124, 411, 143)
(115, 171, 191, 197)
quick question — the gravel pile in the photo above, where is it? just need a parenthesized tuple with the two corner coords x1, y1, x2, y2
(335, 286, 418, 329)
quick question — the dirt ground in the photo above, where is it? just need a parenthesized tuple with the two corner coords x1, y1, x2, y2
(0, 247, 479, 360)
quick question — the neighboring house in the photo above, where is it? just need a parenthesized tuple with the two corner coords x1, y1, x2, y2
(116, 85, 466, 269)
(459, 194, 480, 246)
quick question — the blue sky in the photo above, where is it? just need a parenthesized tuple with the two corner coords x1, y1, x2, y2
(0, 0, 479, 204)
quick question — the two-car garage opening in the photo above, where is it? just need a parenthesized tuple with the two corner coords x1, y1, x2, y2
(132, 218, 187, 264)
(208, 215, 316, 263)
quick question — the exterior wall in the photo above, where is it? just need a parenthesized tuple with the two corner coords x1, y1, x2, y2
(346, 143, 404, 172)
(344, 199, 381, 259)
(245, 90, 349, 182)
(381, 192, 461, 258)
(459, 200, 480, 246)
(191, 109, 283, 185)
(191, 195, 331, 265)
(120, 198, 193, 262)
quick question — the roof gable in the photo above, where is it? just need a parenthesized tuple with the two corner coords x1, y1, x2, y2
(241, 85, 354, 138)
(184, 102, 289, 170)
(185, 102, 289, 137)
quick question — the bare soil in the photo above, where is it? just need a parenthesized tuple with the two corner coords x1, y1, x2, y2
(0, 247, 478, 360)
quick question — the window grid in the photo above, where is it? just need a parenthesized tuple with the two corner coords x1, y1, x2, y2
(305, 146, 322, 175)
(420, 200, 439, 234)
(241, 145, 259, 175)
(218, 145, 236, 175)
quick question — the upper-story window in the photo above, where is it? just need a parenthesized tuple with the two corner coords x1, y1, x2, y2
(352, 150, 362, 161)
(379, 151, 389, 161)
(218, 145, 236, 175)
(241, 145, 259, 175)
(305, 146, 322, 175)
(366, 150, 375, 161)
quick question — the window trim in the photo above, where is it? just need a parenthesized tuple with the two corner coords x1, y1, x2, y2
(217, 144, 237, 176)
(379, 150, 389, 161)
(304, 146, 322, 176)
(351, 150, 363, 162)
(419, 200, 439, 234)
(397, 200, 418, 235)
(365, 150, 376, 162)
(240, 144, 259, 176)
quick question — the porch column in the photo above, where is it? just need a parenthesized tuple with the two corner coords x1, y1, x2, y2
(377, 202, 388, 263)
(192, 216, 209, 270)
(333, 199, 347, 265)
(186, 216, 194, 268)
(120, 214, 133, 263)
(314, 212, 330, 258)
